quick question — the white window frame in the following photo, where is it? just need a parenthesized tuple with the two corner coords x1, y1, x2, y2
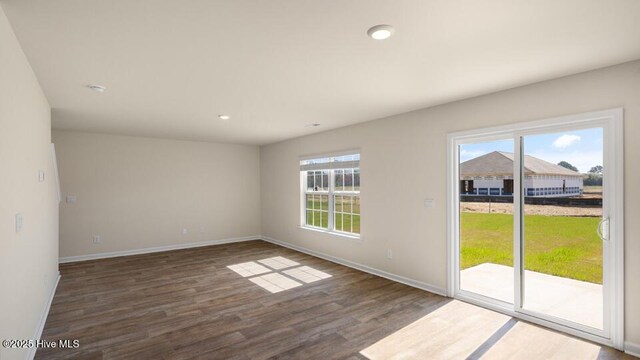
(300, 154, 361, 239)
(303, 170, 330, 230)
(446, 108, 624, 349)
(332, 168, 361, 235)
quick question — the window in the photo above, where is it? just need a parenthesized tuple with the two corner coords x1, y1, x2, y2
(300, 153, 360, 236)
(503, 179, 514, 194)
(460, 179, 474, 194)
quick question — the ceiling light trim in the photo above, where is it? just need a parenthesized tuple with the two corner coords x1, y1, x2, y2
(367, 24, 394, 40)
(87, 84, 106, 93)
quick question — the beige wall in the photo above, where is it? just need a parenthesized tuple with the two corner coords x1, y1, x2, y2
(0, 4, 59, 360)
(260, 60, 640, 345)
(52, 131, 261, 259)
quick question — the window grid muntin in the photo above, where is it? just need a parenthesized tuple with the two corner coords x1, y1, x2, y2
(333, 194, 360, 234)
(302, 166, 360, 236)
(305, 193, 329, 229)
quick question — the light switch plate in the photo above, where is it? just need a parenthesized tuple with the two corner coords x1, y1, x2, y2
(424, 198, 435, 209)
(38, 170, 45, 182)
(15, 213, 23, 232)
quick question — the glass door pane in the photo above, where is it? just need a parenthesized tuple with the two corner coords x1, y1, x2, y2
(458, 139, 515, 303)
(521, 127, 604, 330)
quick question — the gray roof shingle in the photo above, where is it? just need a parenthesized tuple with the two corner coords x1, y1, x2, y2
(460, 151, 581, 177)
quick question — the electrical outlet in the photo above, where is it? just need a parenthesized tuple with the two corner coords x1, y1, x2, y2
(93, 235, 102, 244)
(386, 249, 393, 259)
(182, 228, 188, 235)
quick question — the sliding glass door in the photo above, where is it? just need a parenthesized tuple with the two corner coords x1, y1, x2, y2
(519, 128, 605, 332)
(458, 138, 515, 304)
(449, 109, 623, 348)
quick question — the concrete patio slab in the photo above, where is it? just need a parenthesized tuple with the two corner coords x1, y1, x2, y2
(461, 263, 602, 330)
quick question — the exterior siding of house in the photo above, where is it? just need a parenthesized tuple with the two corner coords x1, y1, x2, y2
(462, 174, 583, 197)
(526, 174, 583, 197)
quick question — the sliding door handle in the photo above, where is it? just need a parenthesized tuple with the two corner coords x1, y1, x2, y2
(597, 217, 610, 242)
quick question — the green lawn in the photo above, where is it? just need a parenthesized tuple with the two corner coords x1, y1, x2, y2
(334, 213, 360, 234)
(461, 212, 602, 284)
(305, 195, 360, 234)
(305, 210, 361, 234)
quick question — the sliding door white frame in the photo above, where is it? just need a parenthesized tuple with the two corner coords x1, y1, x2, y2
(446, 108, 624, 349)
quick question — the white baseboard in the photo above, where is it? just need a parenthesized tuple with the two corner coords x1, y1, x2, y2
(58, 234, 446, 295)
(261, 235, 447, 297)
(58, 236, 261, 263)
(44, 235, 636, 356)
(27, 272, 60, 360)
(625, 341, 640, 358)
(48, 235, 638, 356)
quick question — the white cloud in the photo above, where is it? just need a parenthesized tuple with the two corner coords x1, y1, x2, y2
(527, 150, 602, 173)
(552, 134, 581, 149)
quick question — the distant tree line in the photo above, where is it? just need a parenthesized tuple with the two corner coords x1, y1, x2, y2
(557, 161, 578, 172)
(557, 161, 603, 186)
(584, 165, 603, 186)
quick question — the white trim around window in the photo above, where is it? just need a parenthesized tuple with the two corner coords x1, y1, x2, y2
(300, 153, 361, 238)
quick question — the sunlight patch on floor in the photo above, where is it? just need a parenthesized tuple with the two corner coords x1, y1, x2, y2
(360, 300, 606, 360)
(361, 300, 510, 359)
(226, 261, 271, 277)
(283, 266, 332, 283)
(480, 321, 601, 360)
(258, 256, 300, 270)
(228, 256, 331, 294)
(249, 273, 303, 293)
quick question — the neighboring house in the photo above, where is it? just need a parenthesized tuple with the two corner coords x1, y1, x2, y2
(460, 151, 583, 197)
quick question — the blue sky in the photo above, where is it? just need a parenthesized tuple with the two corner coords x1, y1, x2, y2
(459, 127, 603, 173)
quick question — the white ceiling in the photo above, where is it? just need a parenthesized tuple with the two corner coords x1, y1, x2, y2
(3, 0, 640, 145)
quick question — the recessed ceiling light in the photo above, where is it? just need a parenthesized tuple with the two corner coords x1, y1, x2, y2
(218, 114, 231, 120)
(87, 84, 106, 93)
(305, 123, 321, 128)
(367, 24, 394, 40)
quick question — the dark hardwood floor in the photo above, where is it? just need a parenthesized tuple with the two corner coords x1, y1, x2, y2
(37, 240, 448, 359)
(36, 240, 631, 359)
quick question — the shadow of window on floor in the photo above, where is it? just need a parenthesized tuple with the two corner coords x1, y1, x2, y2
(360, 300, 612, 359)
(226, 261, 271, 277)
(465, 318, 518, 360)
(283, 266, 332, 283)
(258, 256, 300, 270)
(228, 256, 332, 293)
(249, 273, 303, 293)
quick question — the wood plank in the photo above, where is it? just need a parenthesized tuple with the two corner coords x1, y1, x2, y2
(36, 240, 629, 359)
